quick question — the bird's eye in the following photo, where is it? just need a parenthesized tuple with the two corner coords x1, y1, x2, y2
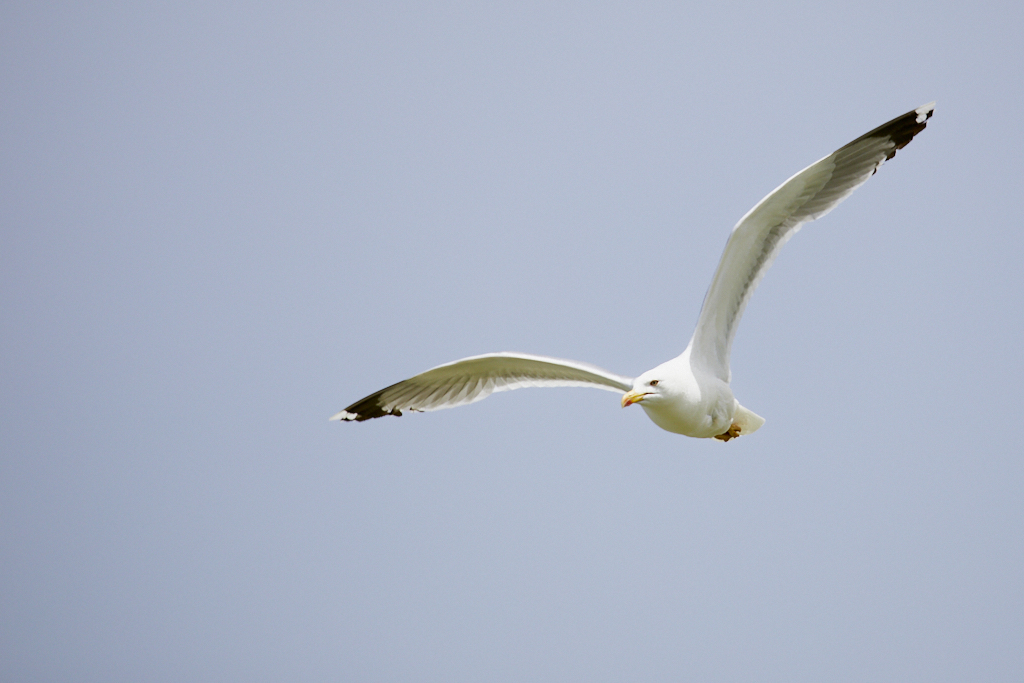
(649, 379, 659, 386)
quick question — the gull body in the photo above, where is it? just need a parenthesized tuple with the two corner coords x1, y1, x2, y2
(333, 103, 935, 441)
(623, 348, 762, 439)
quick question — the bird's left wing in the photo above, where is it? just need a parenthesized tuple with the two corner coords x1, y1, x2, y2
(688, 102, 935, 381)
(332, 352, 634, 421)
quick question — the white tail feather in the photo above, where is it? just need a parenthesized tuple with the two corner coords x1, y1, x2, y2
(734, 403, 766, 436)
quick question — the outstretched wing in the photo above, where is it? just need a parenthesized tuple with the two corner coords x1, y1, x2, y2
(688, 102, 935, 381)
(332, 352, 633, 421)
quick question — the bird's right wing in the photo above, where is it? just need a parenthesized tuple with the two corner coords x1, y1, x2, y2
(688, 102, 935, 381)
(332, 352, 634, 421)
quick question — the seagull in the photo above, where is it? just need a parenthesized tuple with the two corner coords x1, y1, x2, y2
(333, 102, 934, 440)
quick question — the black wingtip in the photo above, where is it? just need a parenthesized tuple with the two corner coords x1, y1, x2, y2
(333, 381, 408, 422)
(845, 102, 935, 163)
(884, 102, 935, 159)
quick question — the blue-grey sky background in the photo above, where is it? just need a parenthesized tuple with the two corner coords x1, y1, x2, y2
(3, 2, 1022, 681)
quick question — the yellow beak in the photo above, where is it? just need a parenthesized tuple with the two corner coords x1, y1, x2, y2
(621, 390, 648, 408)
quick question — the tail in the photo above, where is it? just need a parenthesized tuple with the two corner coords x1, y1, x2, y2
(734, 403, 766, 436)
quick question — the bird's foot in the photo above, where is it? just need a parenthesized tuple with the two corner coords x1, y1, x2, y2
(714, 424, 742, 442)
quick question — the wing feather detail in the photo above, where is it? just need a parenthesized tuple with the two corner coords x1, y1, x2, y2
(688, 102, 934, 381)
(332, 352, 634, 422)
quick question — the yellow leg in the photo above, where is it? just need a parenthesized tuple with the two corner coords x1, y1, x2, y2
(714, 423, 742, 442)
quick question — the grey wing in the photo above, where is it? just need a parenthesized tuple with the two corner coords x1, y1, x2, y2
(688, 102, 935, 381)
(331, 352, 634, 422)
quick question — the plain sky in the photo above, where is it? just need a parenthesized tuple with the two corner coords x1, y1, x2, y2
(3, 1, 1023, 681)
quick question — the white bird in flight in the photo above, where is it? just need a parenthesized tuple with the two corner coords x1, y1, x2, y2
(333, 103, 935, 441)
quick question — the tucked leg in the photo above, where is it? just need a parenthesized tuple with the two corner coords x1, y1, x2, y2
(714, 423, 742, 442)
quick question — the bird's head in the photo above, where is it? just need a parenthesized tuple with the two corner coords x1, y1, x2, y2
(621, 372, 666, 408)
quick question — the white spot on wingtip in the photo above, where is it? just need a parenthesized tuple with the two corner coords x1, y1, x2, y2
(329, 410, 356, 421)
(915, 101, 936, 123)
